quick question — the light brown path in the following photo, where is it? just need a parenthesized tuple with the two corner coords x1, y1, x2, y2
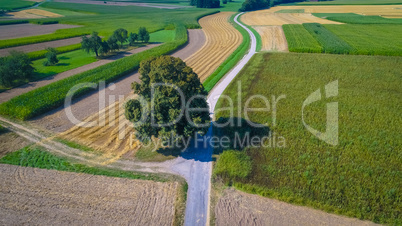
(215, 189, 379, 226)
(185, 12, 243, 81)
(0, 36, 83, 57)
(0, 23, 80, 40)
(254, 26, 288, 52)
(0, 44, 160, 104)
(0, 164, 178, 225)
(30, 29, 206, 133)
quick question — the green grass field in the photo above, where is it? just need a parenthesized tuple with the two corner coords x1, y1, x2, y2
(213, 52, 401, 224)
(32, 49, 97, 78)
(313, 13, 402, 24)
(0, 0, 36, 10)
(283, 23, 402, 56)
(298, 0, 402, 5)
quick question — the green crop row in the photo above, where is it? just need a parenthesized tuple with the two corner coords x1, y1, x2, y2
(313, 13, 402, 24)
(203, 13, 250, 92)
(303, 23, 355, 54)
(283, 24, 322, 53)
(0, 25, 188, 120)
(213, 52, 402, 224)
(26, 43, 82, 60)
(0, 19, 29, 26)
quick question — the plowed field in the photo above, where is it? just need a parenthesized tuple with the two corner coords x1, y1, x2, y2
(0, 164, 179, 225)
(185, 12, 243, 81)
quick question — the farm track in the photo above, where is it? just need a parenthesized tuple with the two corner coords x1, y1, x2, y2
(253, 26, 288, 52)
(0, 44, 160, 104)
(185, 12, 243, 82)
(0, 164, 179, 225)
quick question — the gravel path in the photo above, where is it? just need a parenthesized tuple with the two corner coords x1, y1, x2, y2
(0, 44, 160, 104)
(215, 189, 379, 226)
(0, 23, 80, 40)
(0, 36, 83, 57)
(30, 30, 206, 132)
(0, 164, 179, 225)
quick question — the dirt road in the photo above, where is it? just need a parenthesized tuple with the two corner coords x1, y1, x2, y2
(0, 44, 160, 104)
(0, 164, 179, 225)
(215, 189, 379, 226)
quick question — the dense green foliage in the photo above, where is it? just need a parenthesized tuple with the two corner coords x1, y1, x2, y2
(193, 0, 220, 8)
(239, 0, 269, 11)
(138, 27, 150, 43)
(214, 52, 402, 224)
(0, 51, 34, 87)
(30, 20, 59, 25)
(283, 23, 402, 56)
(0, 25, 188, 120)
(214, 150, 252, 180)
(0, 20, 29, 26)
(0, 0, 36, 10)
(125, 56, 210, 144)
(283, 24, 322, 53)
(313, 13, 402, 24)
(303, 23, 354, 54)
(0, 147, 168, 182)
(43, 48, 59, 66)
(203, 13, 250, 92)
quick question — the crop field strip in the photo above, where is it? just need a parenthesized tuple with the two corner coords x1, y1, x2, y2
(185, 12, 243, 82)
(252, 26, 288, 52)
(313, 13, 402, 24)
(241, 12, 343, 26)
(8, 9, 62, 19)
(213, 52, 402, 225)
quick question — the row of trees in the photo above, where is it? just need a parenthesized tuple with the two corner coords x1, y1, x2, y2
(81, 27, 150, 57)
(239, 0, 310, 11)
(190, 0, 220, 8)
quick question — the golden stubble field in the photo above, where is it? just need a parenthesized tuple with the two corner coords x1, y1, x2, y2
(9, 9, 62, 19)
(0, 164, 179, 225)
(59, 12, 243, 159)
(185, 12, 243, 81)
(253, 26, 289, 52)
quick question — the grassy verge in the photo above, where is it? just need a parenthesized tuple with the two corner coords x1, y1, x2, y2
(313, 13, 402, 24)
(203, 13, 250, 92)
(0, 146, 169, 181)
(53, 137, 97, 153)
(0, 25, 188, 120)
(213, 52, 401, 224)
(242, 23, 261, 52)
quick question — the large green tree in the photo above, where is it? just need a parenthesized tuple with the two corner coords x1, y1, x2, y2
(43, 47, 59, 66)
(138, 27, 150, 43)
(0, 51, 34, 87)
(125, 56, 210, 145)
(112, 28, 128, 47)
(81, 32, 103, 57)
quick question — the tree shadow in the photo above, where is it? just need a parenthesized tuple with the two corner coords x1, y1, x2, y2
(56, 63, 70, 66)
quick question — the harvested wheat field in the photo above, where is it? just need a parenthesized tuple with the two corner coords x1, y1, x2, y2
(215, 189, 379, 226)
(242, 12, 342, 26)
(10, 9, 62, 19)
(254, 26, 288, 52)
(0, 164, 179, 225)
(59, 98, 138, 162)
(185, 12, 243, 81)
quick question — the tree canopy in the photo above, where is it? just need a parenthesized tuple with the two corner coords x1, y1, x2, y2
(81, 32, 102, 57)
(0, 51, 34, 87)
(125, 56, 211, 145)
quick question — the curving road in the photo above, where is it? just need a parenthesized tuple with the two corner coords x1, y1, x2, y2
(178, 12, 257, 226)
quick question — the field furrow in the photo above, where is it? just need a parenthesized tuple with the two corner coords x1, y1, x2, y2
(185, 12, 243, 82)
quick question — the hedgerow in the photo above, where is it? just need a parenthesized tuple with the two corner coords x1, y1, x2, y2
(26, 43, 82, 60)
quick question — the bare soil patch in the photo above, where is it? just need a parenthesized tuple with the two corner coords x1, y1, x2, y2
(54, 0, 191, 9)
(0, 131, 32, 158)
(215, 189, 379, 226)
(0, 36, 83, 57)
(0, 23, 80, 40)
(253, 26, 288, 52)
(0, 164, 179, 225)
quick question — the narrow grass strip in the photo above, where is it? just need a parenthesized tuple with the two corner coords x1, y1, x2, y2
(26, 43, 82, 60)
